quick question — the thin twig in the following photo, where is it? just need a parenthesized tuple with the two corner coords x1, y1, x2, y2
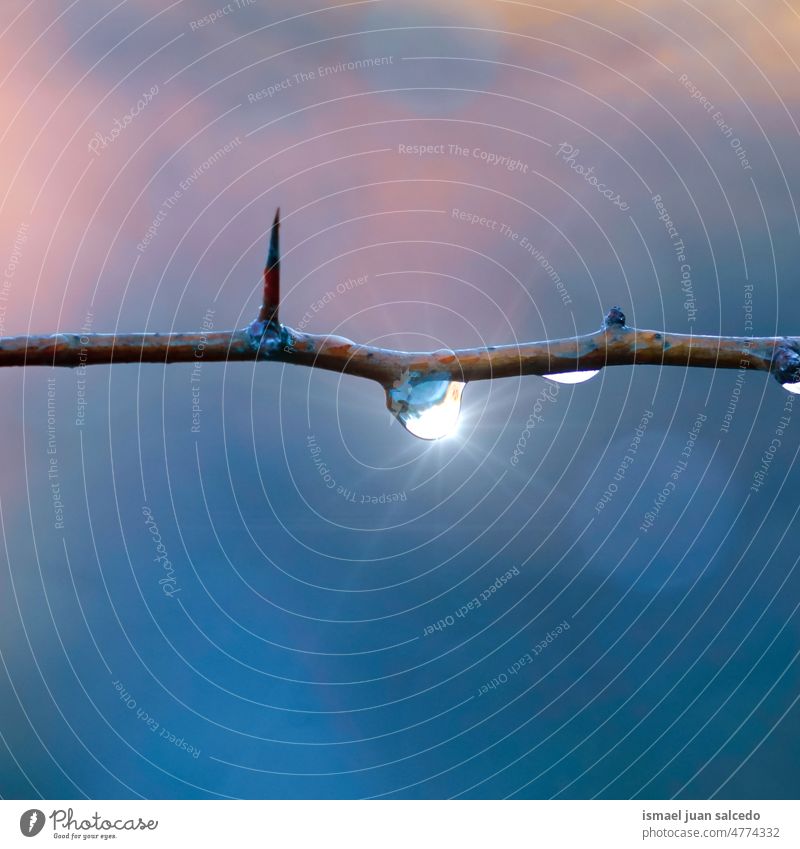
(1, 211, 798, 393)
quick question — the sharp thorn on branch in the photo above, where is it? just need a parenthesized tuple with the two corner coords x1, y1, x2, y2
(258, 207, 281, 326)
(249, 207, 282, 345)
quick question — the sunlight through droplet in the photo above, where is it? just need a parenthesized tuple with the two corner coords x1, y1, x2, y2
(544, 370, 600, 384)
(387, 376, 465, 440)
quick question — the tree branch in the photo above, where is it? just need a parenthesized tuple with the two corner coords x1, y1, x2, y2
(1, 210, 799, 395)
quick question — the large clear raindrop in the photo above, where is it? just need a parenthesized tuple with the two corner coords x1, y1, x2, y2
(386, 374, 465, 440)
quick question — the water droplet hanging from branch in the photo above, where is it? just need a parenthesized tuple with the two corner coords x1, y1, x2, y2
(1, 210, 799, 439)
(543, 370, 600, 385)
(387, 374, 465, 440)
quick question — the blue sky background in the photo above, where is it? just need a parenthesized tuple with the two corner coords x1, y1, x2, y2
(0, 0, 799, 799)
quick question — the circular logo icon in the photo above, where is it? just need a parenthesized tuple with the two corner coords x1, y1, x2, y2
(19, 809, 46, 837)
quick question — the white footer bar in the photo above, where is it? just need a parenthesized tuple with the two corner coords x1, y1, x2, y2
(1, 800, 796, 848)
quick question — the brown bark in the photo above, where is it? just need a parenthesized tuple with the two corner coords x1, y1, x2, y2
(1, 312, 797, 391)
(2, 212, 798, 391)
